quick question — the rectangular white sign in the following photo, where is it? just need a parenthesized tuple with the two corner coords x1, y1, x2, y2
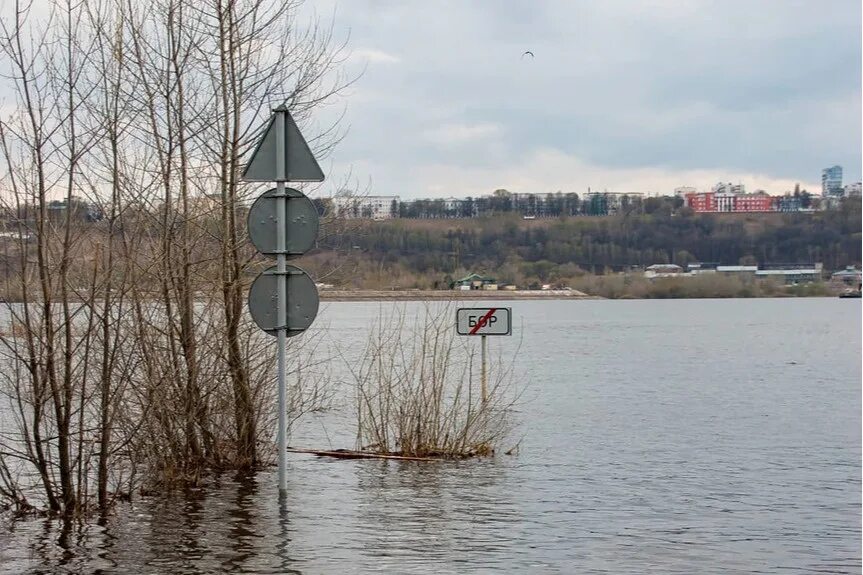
(456, 307, 512, 336)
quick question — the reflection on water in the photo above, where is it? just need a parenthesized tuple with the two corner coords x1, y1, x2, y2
(349, 459, 519, 570)
(0, 299, 860, 574)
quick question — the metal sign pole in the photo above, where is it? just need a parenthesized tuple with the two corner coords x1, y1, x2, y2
(243, 104, 323, 501)
(481, 334, 488, 404)
(275, 109, 288, 496)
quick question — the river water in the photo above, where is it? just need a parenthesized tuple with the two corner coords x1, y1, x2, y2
(1, 298, 860, 574)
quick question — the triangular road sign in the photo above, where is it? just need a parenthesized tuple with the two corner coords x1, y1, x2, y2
(242, 107, 325, 182)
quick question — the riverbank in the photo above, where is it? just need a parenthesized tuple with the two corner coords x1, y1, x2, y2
(568, 274, 836, 299)
(318, 289, 598, 301)
(316, 280, 840, 301)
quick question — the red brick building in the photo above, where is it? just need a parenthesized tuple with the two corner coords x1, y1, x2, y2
(685, 192, 715, 212)
(685, 191, 775, 213)
(734, 193, 773, 212)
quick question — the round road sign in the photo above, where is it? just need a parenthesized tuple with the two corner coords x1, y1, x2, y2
(247, 265, 319, 336)
(247, 188, 319, 256)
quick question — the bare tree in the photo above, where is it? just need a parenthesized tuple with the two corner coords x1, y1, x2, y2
(0, 0, 352, 516)
(0, 0, 128, 516)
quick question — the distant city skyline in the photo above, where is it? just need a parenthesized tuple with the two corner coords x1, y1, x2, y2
(324, 171, 856, 201)
(301, 0, 861, 200)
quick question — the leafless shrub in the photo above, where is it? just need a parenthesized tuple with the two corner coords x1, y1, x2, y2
(346, 303, 522, 458)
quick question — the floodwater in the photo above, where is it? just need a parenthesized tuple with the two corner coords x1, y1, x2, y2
(1, 298, 860, 574)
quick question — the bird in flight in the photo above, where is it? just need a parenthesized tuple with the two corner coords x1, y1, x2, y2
(522, 50, 534, 58)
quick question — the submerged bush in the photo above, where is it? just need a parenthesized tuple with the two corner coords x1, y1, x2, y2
(346, 303, 522, 458)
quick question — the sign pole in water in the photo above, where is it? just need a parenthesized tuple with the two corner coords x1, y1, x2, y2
(456, 307, 512, 405)
(243, 104, 324, 498)
(274, 112, 288, 496)
(481, 335, 488, 404)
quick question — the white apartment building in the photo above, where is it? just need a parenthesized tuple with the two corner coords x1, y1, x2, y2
(443, 197, 463, 213)
(843, 182, 861, 197)
(331, 195, 400, 219)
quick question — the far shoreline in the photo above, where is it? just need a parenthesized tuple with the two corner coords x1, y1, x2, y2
(317, 289, 849, 301)
(318, 289, 599, 301)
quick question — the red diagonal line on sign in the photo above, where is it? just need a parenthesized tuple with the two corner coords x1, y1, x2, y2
(469, 308, 497, 335)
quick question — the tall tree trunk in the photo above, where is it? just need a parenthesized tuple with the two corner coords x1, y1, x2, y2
(218, 0, 256, 468)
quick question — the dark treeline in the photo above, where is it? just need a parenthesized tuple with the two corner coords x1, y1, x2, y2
(320, 198, 861, 288)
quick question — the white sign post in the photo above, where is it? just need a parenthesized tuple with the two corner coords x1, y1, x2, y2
(456, 307, 512, 403)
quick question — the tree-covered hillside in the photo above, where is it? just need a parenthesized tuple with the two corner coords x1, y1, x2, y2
(307, 199, 861, 290)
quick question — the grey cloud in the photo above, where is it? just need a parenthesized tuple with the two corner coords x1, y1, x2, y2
(312, 0, 861, 196)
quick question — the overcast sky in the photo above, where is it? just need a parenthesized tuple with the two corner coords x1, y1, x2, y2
(303, 0, 861, 199)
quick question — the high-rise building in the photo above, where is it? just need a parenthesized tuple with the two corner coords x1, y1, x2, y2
(821, 165, 843, 197)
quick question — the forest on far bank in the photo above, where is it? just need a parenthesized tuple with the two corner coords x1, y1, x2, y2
(302, 198, 862, 291)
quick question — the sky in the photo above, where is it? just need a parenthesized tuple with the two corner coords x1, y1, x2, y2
(299, 0, 862, 200)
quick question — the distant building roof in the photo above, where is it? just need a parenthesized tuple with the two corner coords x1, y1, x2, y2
(455, 273, 496, 283)
(716, 265, 758, 272)
(646, 264, 682, 272)
(831, 267, 861, 279)
(756, 269, 819, 276)
(760, 262, 822, 271)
